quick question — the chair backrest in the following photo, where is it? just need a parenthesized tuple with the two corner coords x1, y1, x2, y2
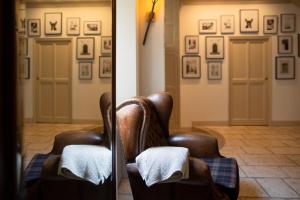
(116, 93, 172, 162)
(100, 92, 112, 148)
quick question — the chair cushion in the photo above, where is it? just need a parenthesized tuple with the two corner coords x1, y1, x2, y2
(202, 158, 237, 189)
(24, 154, 49, 184)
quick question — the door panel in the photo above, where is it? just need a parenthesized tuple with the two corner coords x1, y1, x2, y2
(230, 37, 269, 125)
(35, 39, 72, 123)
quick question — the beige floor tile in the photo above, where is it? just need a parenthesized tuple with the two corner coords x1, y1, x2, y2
(284, 179, 300, 195)
(242, 147, 273, 155)
(241, 155, 297, 166)
(256, 178, 299, 198)
(281, 167, 300, 178)
(241, 166, 288, 178)
(239, 178, 269, 197)
(268, 147, 300, 155)
(119, 179, 132, 194)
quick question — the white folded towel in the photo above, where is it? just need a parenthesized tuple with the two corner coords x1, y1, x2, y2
(58, 145, 112, 185)
(136, 146, 189, 187)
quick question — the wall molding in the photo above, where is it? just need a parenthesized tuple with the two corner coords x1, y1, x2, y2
(270, 121, 300, 126)
(192, 121, 230, 126)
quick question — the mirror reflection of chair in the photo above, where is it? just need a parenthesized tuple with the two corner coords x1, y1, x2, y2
(25, 92, 112, 200)
(117, 92, 239, 200)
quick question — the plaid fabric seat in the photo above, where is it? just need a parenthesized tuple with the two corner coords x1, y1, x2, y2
(202, 158, 237, 189)
(24, 154, 49, 184)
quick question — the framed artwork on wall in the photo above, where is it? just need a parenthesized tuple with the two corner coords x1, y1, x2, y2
(206, 36, 224, 59)
(27, 19, 41, 37)
(99, 56, 112, 78)
(199, 19, 217, 34)
(207, 61, 222, 80)
(101, 36, 112, 54)
(275, 56, 295, 80)
(79, 61, 93, 80)
(24, 57, 30, 79)
(83, 21, 101, 35)
(263, 15, 278, 34)
(221, 15, 235, 34)
(278, 35, 293, 54)
(182, 55, 201, 79)
(67, 17, 80, 35)
(185, 35, 199, 54)
(18, 18, 26, 34)
(76, 37, 95, 60)
(44, 12, 62, 35)
(281, 14, 296, 33)
(240, 9, 259, 33)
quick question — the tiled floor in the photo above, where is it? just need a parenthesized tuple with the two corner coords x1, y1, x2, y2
(23, 124, 300, 199)
(119, 125, 300, 200)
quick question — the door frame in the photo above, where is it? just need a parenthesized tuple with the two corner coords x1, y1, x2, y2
(229, 36, 272, 125)
(33, 38, 73, 123)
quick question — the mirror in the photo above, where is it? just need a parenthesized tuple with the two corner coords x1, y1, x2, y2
(14, 0, 115, 199)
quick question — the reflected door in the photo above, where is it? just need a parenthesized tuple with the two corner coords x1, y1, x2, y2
(229, 37, 270, 125)
(35, 39, 72, 123)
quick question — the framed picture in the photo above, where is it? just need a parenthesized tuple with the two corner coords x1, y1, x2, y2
(182, 55, 201, 79)
(278, 35, 293, 54)
(77, 37, 95, 60)
(67, 17, 80, 35)
(221, 15, 235, 34)
(208, 61, 222, 80)
(185, 35, 199, 54)
(18, 18, 26, 34)
(281, 14, 296, 33)
(206, 36, 224, 59)
(27, 19, 41, 37)
(99, 56, 112, 78)
(79, 61, 93, 80)
(44, 12, 62, 35)
(24, 57, 30, 79)
(199, 19, 217, 34)
(240, 9, 259, 33)
(275, 56, 295, 80)
(83, 21, 101, 35)
(298, 34, 300, 57)
(263, 15, 278, 34)
(101, 36, 112, 54)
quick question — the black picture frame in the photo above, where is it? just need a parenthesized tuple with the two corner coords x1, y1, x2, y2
(44, 12, 62, 35)
(99, 56, 112, 78)
(207, 61, 222, 80)
(281, 14, 296, 33)
(24, 57, 30, 79)
(27, 19, 41, 37)
(185, 35, 199, 54)
(275, 56, 295, 80)
(240, 9, 259, 33)
(182, 55, 201, 79)
(205, 36, 224, 59)
(78, 61, 93, 80)
(76, 37, 95, 60)
(263, 15, 278, 34)
(278, 35, 293, 54)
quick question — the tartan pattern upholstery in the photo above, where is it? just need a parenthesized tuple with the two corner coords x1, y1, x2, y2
(24, 154, 49, 184)
(202, 157, 237, 189)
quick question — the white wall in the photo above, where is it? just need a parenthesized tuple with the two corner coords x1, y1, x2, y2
(23, 3, 112, 122)
(138, 0, 165, 96)
(180, 3, 300, 127)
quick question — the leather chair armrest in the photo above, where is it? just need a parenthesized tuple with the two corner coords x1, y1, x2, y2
(168, 133, 221, 158)
(51, 131, 107, 155)
(41, 155, 65, 180)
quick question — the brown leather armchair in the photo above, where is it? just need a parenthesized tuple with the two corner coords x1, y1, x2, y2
(116, 92, 239, 200)
(26, 92, 112, 200)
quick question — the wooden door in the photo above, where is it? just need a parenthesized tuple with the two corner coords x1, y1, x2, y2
(229, 37, 271, 125)
(165, 0, 180, 129)
(34, 39, 72, 123)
